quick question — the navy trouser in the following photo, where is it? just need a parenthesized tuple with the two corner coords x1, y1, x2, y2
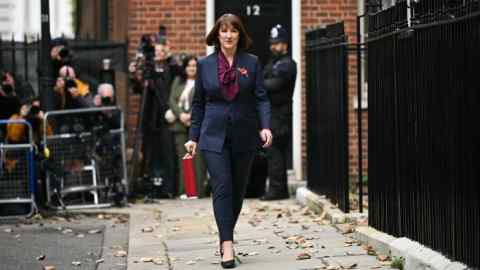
(202, 139, 256, 243)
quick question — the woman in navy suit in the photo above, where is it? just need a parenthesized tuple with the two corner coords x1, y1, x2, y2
(185, 14, 272, 268)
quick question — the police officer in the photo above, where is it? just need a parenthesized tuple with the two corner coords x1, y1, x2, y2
(261, 25, 297, 201)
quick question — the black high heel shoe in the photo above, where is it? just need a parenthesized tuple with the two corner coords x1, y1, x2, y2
(220, 242, 236, 269)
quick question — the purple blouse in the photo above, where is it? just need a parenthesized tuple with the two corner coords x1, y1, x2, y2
(218, 51, 239, 101)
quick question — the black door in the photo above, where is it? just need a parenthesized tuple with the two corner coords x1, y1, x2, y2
(215, 0, 292, 66)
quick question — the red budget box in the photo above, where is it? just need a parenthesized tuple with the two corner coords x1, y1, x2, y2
(182, 154, 198, 198)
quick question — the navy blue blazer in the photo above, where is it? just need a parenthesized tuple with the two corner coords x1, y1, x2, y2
(188, 51, 271, 153)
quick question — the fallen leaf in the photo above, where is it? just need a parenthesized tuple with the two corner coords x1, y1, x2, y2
(53, 216, 67, 222)
(114, 250, 127, 257)
(153, 258, 164, 265)
(343, 263, 358, 269)
(337, 224, 355, 234)
(345, 239, 356, 245)
(300, 242, 315, 249)
(142, 227, 154, 233)
(32, 214, 44, 220)
(377, 255, 389, 261)
(296, 252, 311, 260)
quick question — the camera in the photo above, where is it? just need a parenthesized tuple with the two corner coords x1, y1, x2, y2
(65, 77, 77, 89)
(58, 47, 70, 58)
(57, 46, 73, 64)
(140, 34, 155, 61)
(1, 84, 13, 95)
(101, 96, 114, 106)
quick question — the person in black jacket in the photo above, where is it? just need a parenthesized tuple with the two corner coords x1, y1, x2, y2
(129, 37, 180, 198)
(261, 25, 297, 201)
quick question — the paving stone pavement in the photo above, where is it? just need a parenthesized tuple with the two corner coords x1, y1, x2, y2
(126, 198, 392, 270)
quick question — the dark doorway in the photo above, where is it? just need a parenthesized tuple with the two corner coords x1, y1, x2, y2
(215, 0, 292, 66)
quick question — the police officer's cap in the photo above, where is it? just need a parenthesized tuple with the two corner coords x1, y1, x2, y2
(269, 24, 288, 44)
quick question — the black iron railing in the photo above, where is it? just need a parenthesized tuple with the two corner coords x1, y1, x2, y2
(368, 0, 480, 267)
(0, 36, 128, 94)
(305, 22, 350, 213)
(0, 36, 40, 93)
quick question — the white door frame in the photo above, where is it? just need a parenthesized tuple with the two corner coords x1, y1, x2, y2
(205, 0, 303, 181)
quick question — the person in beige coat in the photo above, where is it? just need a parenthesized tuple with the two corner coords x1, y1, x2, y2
(167, 55, 208, 197)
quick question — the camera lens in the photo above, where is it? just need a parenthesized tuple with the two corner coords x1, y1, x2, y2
(2, 84, 13, 94)
(101, 97, 113, 106)
(65, 78, 77, 88)
(59, 47, 69, 58)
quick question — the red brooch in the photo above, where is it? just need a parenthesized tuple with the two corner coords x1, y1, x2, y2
(238, 67, 249, 77)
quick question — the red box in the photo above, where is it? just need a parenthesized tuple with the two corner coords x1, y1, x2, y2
(182, 155, 198, 197)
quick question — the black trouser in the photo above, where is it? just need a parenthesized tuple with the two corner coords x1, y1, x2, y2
(144, 127, 176, 195)
(202, 139, 255, 243)
(266, 134, 290, 195)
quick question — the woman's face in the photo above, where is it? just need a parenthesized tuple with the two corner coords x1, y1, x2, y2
(185, 59, 197, 79)
(218, 24, 239, 51)
(155, 44, 169, 61)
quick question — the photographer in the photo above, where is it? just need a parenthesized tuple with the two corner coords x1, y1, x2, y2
(50, 38, 99, 92)
(50, 38, 73, 75)
(1, 70, 35, 109)
(54, 65, 93, 110)
(129, 33, 180, 198)
(6, 98, 50, 145)
(93, 83, 120, 129)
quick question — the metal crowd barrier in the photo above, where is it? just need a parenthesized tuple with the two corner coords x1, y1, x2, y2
(43, 107, 127, 210)
(0, 119, 37, 218)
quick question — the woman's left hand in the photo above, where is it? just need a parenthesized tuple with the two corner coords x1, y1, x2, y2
(260, 129, 273, 148)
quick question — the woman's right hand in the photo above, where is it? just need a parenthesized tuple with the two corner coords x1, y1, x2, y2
(184, 140, 197, 157)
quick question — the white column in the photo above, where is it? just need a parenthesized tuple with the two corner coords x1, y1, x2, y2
(0, 0, 25, 41)
(49, 0, 74, 38)
(292, 0, 303, 181)
(206, 0, 215, 55)
(26, 0, 41, 40)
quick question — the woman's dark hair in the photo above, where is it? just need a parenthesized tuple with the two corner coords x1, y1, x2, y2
(180, 55, 198, 82)
(206, 13, 252, 51)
